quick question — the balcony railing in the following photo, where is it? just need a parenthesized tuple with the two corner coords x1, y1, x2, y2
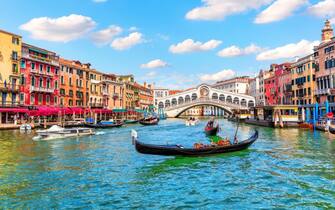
(30, 86, 55, 93)
(314, 89, 331, 95)
(102, 90, 109, 96)
(30, 68, 54, 76)
(89, 103, 103, 108)
(0, 83, 20, 92)
(22, 51, 59, 66)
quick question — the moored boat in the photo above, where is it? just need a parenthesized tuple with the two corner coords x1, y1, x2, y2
(131, 130, 258, 156)
(124, 119, 139, 124)
(85, 121, 123, 128)
(139, 117, 159, 126)
(33, 125, 94, 141)
(329, 125, 335, 134)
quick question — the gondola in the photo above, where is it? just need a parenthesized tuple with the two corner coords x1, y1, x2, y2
(85, 122, 123, 129)
(139, 117, 159, 126)
(124, 119, 139, 124)
(328, 125, 335, 134)
(132, 130, 258, 156)
(204, 125, 219, 136)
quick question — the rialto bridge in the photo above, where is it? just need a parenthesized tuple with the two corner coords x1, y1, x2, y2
(157, 84, 255, 118)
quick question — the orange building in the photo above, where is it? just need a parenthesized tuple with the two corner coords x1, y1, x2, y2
(101, 73, 123, 109)
(59, 58, 90, 107)
(134, 82, 154, 110)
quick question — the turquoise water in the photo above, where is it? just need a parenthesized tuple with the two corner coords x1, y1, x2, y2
(0, 119, 334, 209)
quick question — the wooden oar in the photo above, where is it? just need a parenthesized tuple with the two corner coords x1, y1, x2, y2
(233, 111, 240, 144)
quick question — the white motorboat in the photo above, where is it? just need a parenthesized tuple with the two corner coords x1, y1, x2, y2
(185, 118, 198, 126)
(33, 125, 95, 141)
(20, 124, 32, 131)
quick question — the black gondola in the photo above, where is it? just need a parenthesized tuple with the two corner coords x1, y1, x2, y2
(329, 125, 335, 134)
(133, 130, 258, 156)
(139, 117, 159, 126)
(204, 125, 219, 136)
(85, 122, 123, 129)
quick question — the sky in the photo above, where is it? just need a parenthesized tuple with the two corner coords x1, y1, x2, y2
(0, 0, 333, 89)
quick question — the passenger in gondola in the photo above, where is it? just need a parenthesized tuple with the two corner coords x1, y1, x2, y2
(207, 118, 214, 128)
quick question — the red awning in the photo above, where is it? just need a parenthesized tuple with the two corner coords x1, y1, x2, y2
(0, 108, 29, 113)
(92, 109, 113, 114)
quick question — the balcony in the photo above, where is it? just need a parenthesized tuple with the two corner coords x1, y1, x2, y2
(102, 89, 109, 96)
(0, 83, 20, 93)
(30, 86, 55, 93)
(89, 103, 103, 108)
(22, 51, 59, 66)
(314, 88, 331, 95)
(30, 68, 54, 77)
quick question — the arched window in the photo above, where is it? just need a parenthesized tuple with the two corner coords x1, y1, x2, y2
(185, 95, 191, 103)
(248, 100, 255, 107)
(233, 97, 239, 104)
(219, 94, 225, 101)
(241, 99, 247, 106)
(212, 93, 218, 100)
(172, 98, 177, 106)
(46, 79, 50, 89)
(178, 96, 184, 104)
(158, 102, 164, 108)
(165, 100, 171, 108)
(39, 77, 43, 88)
(31, 76, 35, 86)
(226, 96, 232, 103)
(191, 93, 197, 101)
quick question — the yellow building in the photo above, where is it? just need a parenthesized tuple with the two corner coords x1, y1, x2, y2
(89, 69, 103, 108)
(117, 75, 136, 109)
(291, 54, 316, 105)
(0, 29, 22, 106)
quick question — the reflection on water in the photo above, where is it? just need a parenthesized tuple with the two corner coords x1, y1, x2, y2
(0, 119, 334, 209)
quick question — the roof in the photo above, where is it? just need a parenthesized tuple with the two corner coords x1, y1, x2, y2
(168, 90, 183, 95)
(22, 42, 57, 55)
(0, 29, 22, 38)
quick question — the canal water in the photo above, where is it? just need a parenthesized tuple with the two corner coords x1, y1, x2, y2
(0, 119, 334, 209)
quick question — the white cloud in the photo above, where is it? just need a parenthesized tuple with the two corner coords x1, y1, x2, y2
(255, 0, 307, 24)
(308, 0, 335, 18)
(199, 69, 236, 82)
(91, 25, 122, 45)
(111, 32, 144, 50)
(169, 39, 222, 54)
(217, 44, 262, 57)
(185, 0, 272, 21)
(256, 40, 320, 61)
(20, 14, 96, 42)
(140, 59, 169, 69)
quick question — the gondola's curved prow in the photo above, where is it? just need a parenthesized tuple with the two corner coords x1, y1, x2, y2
(131, 129, 259, 156)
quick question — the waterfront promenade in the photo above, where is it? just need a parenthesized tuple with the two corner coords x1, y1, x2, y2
(0, 119, 334, 209)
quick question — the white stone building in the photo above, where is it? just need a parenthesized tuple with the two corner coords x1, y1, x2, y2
(212, 76, 251, 94)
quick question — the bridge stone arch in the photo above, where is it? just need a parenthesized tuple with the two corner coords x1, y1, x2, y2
(156, 83, 255, 118)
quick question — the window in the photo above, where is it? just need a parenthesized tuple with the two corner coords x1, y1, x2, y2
(69, 78, 72, 86)
(47, 66, 51, 73)
(21, 60, 26, 69)
(54, 96, 58, 105)
(55, 81, 58, 89)
(31, 77, 35, 86)
(46, 95, 50, 104)
(46, 79, 50, 89)
(12, 51, 18, 60)
(38, 94, 43, 103)
(20, 75, 25, 85)
(39, 64, 43, 72)
(39, 78, 43, 88)
(31, 62, 35, 70)
(69, 90, 73, 96)
(12, 63, 18, 73)
(60, 89, 66, 95)
(12, 37, 19, 45)
(55, 68, 59, 75)
(61, 76, 64, 84)
(20, 93, 24, 104)
(30, 94, 34, 105)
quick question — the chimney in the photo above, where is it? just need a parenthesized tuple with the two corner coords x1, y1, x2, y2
(144, 82, 147, 88)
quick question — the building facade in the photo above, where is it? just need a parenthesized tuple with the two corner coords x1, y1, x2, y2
(314, 19, 335, 103)
(20, 43, 60, 106)
(134, 82, 154, 110)
(117, 75, 136, 109)
(89, 69, 103, 108)
(212, 76, 250, 94)
(102, 73, 123, 109)
(291, 55, 316, 105)
(0, 30, 22, 106)
(59, 59, 90, 107)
